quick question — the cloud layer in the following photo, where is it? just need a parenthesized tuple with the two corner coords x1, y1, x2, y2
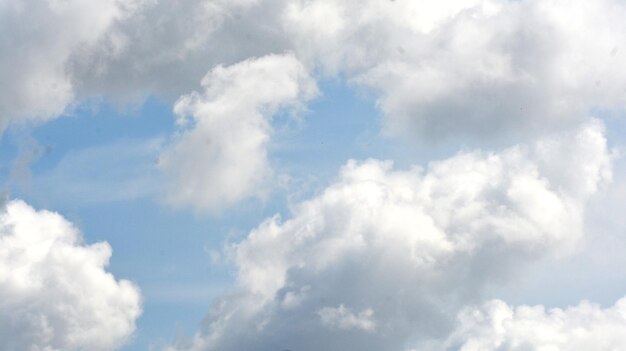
(167, 121, 611, 350)
(6, 0, 626, 142)
(0, 200, 142, 351)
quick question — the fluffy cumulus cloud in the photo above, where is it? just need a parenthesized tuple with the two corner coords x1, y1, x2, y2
(158, 53, 317, 211)
(167, 121, 611, 351)
(73, 0, 287, 102)
(8, 0, 626, 141)
(440, 297, 626, 350)
(4, 1, 626, 348)
(282, 0, 626, 140)
(0, 0, 144, 131)
(71, 0, 626, 141)
(0, 200, 142, 351)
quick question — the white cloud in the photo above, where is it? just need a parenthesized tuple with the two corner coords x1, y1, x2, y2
(167, 121, 611, 351)
(0, 199, 142, 351)
(74, 0, 626, 142)
(158, 53, 317, 212)
(318, 305, 376, 332)
(3, 1, 626, 349)
(5, 0, 626, 143)
(283, 0, 626, 141)
(0, 0, 144, 132)
(441, 297, 626, 351)
(33, 137, 163, 205)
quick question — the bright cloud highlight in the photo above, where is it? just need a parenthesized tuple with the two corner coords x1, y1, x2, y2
(0, 200, 142, 351)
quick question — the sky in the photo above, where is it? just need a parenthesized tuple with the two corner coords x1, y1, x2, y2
(2, 1, 626, 350)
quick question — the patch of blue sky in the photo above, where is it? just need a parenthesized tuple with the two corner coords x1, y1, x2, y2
(0, 97, 231, 350)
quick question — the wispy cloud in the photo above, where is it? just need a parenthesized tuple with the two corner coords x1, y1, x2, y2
(34, 137, 164, 205)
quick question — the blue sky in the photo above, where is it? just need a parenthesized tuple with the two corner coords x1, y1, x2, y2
(3, 1, 626, 351)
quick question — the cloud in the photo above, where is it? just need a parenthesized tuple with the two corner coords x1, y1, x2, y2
(75, 0, 626, 142)
(73, 0, 287, 103)
(3, 1, 626, 350)
(158, 53, 317, 212)
(166, 121, 611, 351)
(0, 0, 143, 132)
(440, 297, 626, 350)
(5, 0, 626, 143)
(0, 199, 142, 351)
(284, 0, 626, 141)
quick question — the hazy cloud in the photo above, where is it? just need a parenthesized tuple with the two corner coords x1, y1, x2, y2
(34, 137, 163, 205)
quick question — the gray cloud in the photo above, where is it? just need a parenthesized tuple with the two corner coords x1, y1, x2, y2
(0, 0, 144, 132)
(7, 0, 626, 144)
